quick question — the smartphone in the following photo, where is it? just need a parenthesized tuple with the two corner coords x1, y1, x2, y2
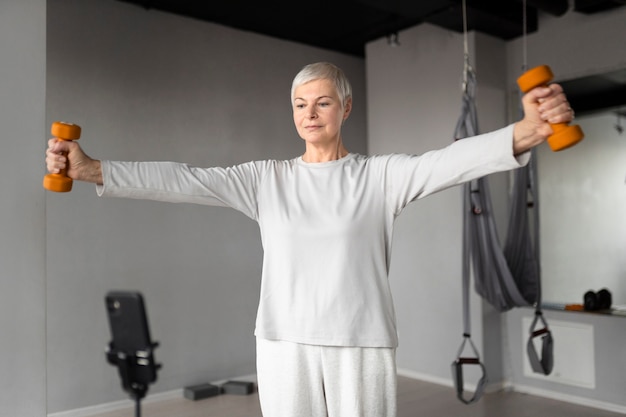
(105, 291, 159, 386)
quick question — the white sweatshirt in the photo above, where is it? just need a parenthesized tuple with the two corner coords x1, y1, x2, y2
(97, 124, 528, 347)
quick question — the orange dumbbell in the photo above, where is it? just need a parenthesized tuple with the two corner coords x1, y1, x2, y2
(43, 121, 82, 192)
(517, 65, 584, 151)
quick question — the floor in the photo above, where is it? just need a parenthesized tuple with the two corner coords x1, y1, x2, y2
(94, 376, 624, 417)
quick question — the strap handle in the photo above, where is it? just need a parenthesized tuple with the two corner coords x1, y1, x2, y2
(451, 335, 488, 405)
(526, 311, 554, 375)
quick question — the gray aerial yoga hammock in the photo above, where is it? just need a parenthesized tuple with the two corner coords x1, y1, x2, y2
(451, 65, 553, 405)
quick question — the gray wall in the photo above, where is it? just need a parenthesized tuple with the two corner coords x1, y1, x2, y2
(44, 0, 366, 413)
(0, 1, 47, 416)
(366, 23, 511, 386)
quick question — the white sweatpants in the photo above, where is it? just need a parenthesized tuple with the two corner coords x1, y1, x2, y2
(256, 338, 398, 417)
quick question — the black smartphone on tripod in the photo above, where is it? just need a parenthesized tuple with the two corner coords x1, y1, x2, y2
(105, 291, 160, 409)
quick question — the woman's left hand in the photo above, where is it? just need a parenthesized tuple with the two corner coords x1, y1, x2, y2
(513, 84, 575, 155)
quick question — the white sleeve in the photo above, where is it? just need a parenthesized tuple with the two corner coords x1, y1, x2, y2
(96, 160, 264, 220)
(381, 124, 529, 214)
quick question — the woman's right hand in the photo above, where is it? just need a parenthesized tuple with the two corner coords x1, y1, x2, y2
(46, 138, 103, 184)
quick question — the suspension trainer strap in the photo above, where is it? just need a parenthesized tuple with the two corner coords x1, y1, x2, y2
(518, 77, 554, 375)
(450, 178, 488, 405)
(451, 62, 488, 405)
(516, 0, 554, 375)
(527, 310, 554, 375)
(528, 150, 554, 375)
(452, 334, 488, 405)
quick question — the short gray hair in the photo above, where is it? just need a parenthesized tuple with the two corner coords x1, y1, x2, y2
(291, 62, 352, 107)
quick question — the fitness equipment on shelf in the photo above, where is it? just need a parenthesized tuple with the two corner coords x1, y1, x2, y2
(584, 288, 612, 311)
(517, 65, 584, 151)
(43, 121, 82, 192)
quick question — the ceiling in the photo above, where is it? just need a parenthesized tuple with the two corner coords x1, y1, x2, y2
(559, 68, 626, 115)
(117, 0, 626, 114)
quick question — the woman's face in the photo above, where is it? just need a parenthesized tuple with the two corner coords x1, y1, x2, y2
(292, 78, 351, 147)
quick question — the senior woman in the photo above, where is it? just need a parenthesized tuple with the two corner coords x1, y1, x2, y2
(46, 62, 575, 417)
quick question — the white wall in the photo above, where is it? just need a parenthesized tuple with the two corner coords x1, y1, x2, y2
(538, 112, 626, 304)
(0, 1, 47, 416)
(508, 8, 626, 305)
(507, 307, 626, 411)
(502, 7, 626, 409)
(366, 23, 511, 386)
(44, 0, 366, 414)
(367, 6, 626, 410)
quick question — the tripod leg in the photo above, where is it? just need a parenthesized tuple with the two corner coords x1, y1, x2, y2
(135, 397, 141, 417)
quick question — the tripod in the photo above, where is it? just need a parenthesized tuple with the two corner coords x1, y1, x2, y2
(107, 342, 160, 417)
(105, 291, 161, 417)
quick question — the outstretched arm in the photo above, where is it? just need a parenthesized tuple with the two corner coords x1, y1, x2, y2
(513, 83, 575, 155)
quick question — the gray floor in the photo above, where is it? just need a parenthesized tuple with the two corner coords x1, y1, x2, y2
(396, 376, 623, 417)
(95, 376, 624, 417)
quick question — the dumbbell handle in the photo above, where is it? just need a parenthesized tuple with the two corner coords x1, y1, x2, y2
(517, 65, 584, 152)
(43, 121, 82, 192)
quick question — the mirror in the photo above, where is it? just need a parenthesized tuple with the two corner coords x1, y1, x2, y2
(538, 105, 626, 308)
